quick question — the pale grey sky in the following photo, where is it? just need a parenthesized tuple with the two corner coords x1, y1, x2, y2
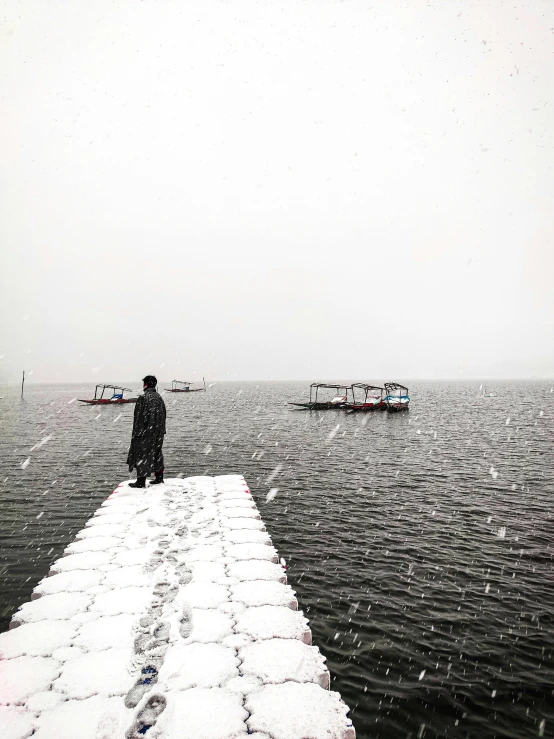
(1, 0, 553, 383)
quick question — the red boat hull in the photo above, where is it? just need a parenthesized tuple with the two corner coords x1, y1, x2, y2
(347, 402, 386, 412)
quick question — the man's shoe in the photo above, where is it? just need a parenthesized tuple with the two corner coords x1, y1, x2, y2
(150, 476, 164, 485)
(129, 477, 146, 489)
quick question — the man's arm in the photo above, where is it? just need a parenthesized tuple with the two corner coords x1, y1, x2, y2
(161, 396, 167, 434)
(131, 396, 143, 439)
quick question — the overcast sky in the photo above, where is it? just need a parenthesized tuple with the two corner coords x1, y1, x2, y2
(1, 0, 553, 384)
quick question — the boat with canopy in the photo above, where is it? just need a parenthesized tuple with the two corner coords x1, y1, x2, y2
(165, 379, 206, 393)
(345, 383, 386, 412)
(78, 384, 138, 405)
(289, 383, 352, 410)
(383, 382, 410, 412)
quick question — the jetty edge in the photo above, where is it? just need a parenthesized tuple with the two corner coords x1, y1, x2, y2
(0, 474, 355, 739)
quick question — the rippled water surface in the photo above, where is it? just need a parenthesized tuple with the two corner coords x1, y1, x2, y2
(1, 381, 553, 738)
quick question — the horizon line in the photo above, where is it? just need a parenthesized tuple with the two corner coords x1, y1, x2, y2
(0, 377, 552, 385)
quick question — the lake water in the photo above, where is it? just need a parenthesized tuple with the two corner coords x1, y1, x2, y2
(0, 381, 552, 738)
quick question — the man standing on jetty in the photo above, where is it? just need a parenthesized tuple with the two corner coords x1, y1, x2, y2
(127, 375, 167, 488)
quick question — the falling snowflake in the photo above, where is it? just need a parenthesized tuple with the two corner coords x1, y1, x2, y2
(327, 425, 340, 441)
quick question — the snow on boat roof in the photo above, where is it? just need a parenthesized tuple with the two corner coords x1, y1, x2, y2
(310, 382, 351, 390)
(384, 381, 409, 394)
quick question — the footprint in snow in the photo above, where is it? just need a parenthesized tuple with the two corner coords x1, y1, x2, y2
(125, 665, 159, 709)
(127, 694, 166, 738)
(179, 608, 192, 639)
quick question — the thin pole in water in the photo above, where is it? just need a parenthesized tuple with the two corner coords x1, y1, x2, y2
(21, 370, 25, 398)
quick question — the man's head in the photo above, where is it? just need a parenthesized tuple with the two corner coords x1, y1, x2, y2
(142, 375, 157, 389)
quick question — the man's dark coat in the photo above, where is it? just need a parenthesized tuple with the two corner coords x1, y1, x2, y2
(127, 388, 167, 477)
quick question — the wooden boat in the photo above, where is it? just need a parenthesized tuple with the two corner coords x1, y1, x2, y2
(383, 382, 410, 412)
(78, 384, 137, 405)
(165, 378, 206, 393)
(345, 384, 386, 412)
(289, 383, 352, 410)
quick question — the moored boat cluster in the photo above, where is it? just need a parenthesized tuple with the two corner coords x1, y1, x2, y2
(290, 382, 410, 413)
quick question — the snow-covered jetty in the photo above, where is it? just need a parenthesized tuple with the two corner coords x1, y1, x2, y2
(0, 475, 355, 739)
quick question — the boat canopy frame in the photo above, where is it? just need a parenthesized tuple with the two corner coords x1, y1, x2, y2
(351, 383, 384, 405)
(166, 378, 207, 392)
(384, 382, 409, 398)
(309, 382, 352, 404)
(93, 384, 133, 400)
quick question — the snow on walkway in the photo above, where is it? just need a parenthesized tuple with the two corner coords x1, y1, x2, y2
(0, 475, 355, 739)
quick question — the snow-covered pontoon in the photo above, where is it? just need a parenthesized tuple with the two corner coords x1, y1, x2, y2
(0, 474, 356, 738)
